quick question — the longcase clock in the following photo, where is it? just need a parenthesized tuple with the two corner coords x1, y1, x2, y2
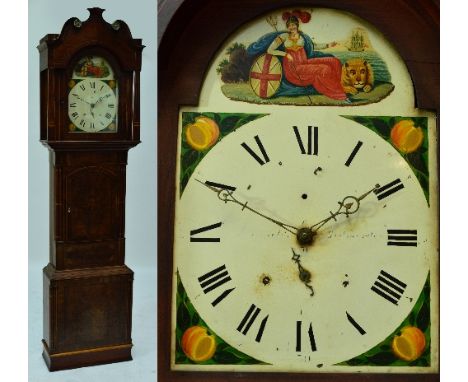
(38, 8, 143, 371)
(158, 1, 439, 381)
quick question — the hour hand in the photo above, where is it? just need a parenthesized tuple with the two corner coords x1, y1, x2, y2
(95, 93, 111, 105)
(310, 184, 380, 232)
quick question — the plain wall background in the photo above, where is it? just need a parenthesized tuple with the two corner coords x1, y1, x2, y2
(28, 1, 157, 380)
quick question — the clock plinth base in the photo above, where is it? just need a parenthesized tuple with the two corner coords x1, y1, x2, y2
(42, 340, 132, 371)
(43, 264, 134, 371)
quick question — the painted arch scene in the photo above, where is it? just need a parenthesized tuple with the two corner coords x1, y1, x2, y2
(217, 8, 394, 106)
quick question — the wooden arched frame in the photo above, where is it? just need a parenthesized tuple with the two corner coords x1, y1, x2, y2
(158, 1, 439, 381)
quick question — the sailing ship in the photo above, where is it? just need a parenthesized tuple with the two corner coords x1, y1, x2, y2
(348, 28, 366, 52)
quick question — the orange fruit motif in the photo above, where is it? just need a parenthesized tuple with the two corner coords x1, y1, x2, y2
(391, 326, 426, 361)
(181, 325, 217, 362)
(185, 116, 220, 151)
(390, 119, 424, 154)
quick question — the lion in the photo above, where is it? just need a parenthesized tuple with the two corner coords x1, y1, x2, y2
(341, 58, 374, 95)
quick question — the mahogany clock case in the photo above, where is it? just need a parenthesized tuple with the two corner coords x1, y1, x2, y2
(158, 0, 439, 382)
(38, 7, 143, 371)
(29, 1, 157, 379)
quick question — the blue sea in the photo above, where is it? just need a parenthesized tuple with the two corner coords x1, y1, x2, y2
(333, 51, 391, 83)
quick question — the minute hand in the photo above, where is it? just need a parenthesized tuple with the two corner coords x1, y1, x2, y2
(197, 180, 298, 235)
(310, 184, 380, 232)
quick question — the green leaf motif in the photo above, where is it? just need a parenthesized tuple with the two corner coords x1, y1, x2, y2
(336, 274, 431, 368)
(179, 112, 268, 196)
(212, 351, 243, 365)
(416, 291, 431, 332)
(367, 352, 396, 365)
(370, 117, 390, 136)
(175, 272, 268, 366)
(177, 300, 191, 331)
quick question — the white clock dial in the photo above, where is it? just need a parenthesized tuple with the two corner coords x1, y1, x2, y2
(68, 78, 117, 132)
(174, 112, 434, 371)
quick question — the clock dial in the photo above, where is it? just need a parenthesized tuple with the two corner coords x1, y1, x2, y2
(68, 56, 118, 133)
(173, 112, 436, 371)
(68, 79, 117, 132)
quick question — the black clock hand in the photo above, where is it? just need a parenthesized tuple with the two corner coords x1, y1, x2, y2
(197, 179, 298, 235)
(291, 249, 314, 296)
(95, 93, 112, 105)
(72, 93, 91, 105)
(310, 184, 380, 232)
(71, 93, 94, 118)
(89, 99, 99, 117)
(90, 93, 112, 114)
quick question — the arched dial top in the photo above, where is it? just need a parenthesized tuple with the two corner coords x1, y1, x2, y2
(68, 56, 118, 133)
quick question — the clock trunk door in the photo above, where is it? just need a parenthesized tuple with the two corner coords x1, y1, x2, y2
(65, 166, 121, 241)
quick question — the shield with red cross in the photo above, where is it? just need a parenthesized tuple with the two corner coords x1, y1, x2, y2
(249, 53, 282, 99)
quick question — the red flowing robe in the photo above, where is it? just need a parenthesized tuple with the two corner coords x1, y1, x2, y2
(283, 47, 347, 100)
